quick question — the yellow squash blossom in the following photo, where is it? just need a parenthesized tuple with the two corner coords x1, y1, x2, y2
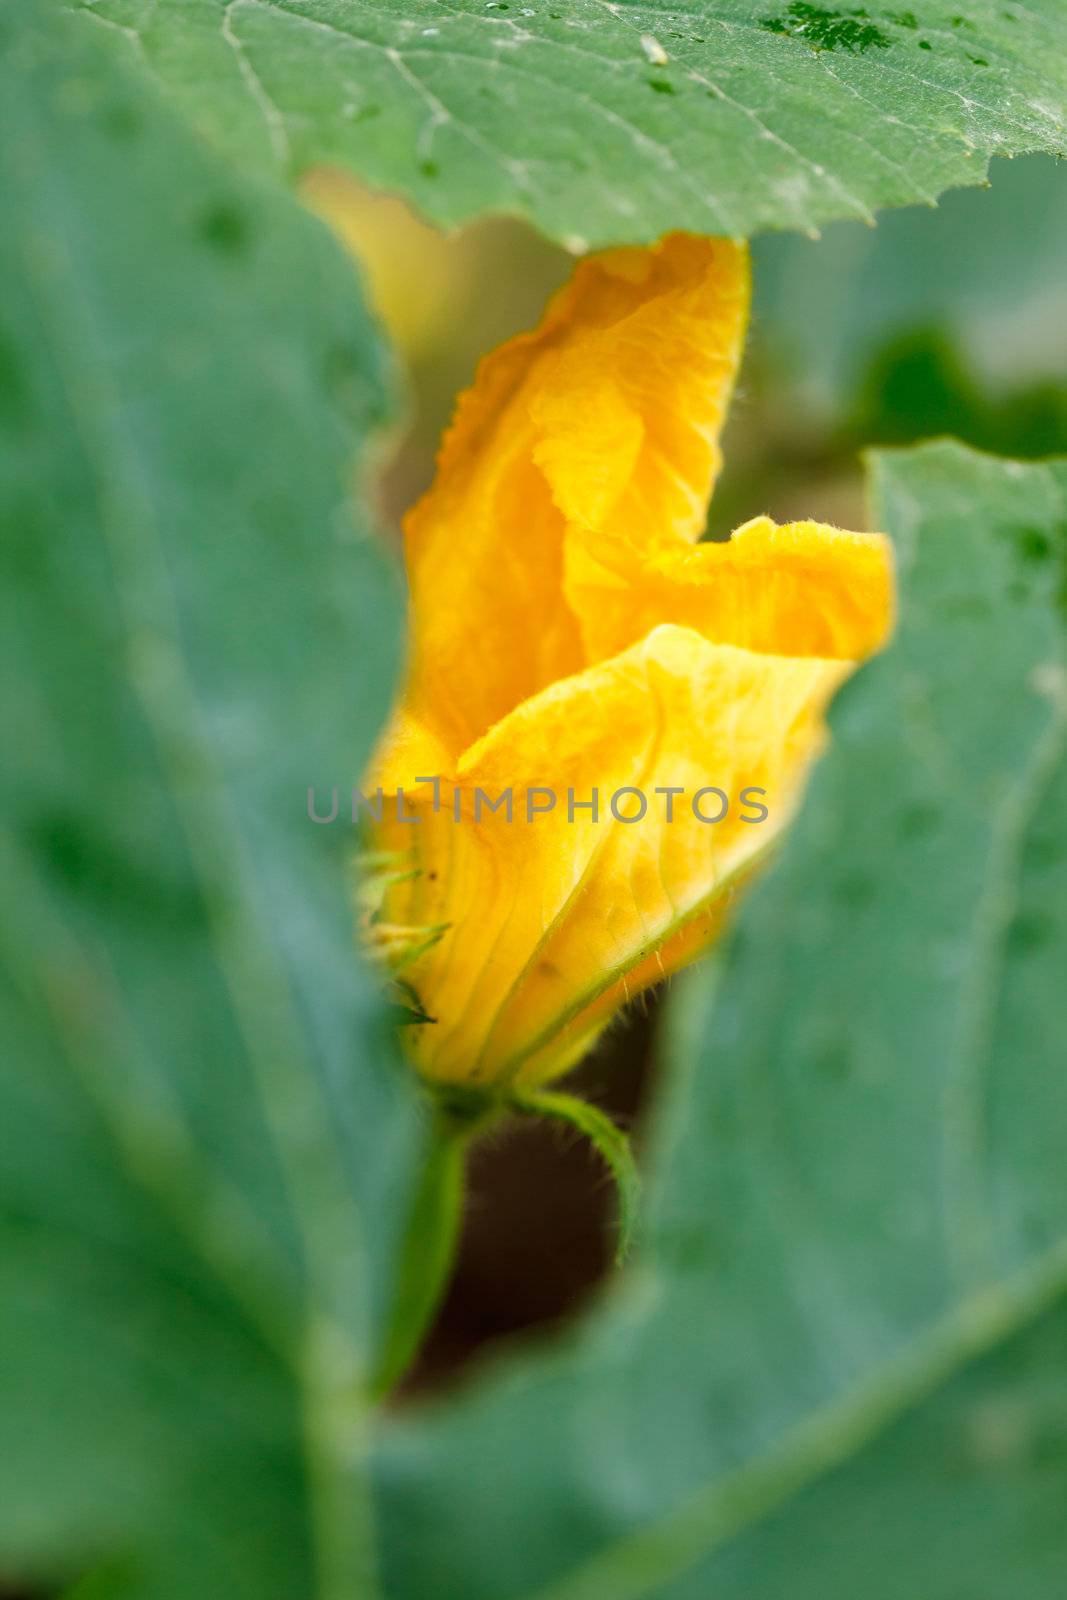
(364, 233, 893, 1091)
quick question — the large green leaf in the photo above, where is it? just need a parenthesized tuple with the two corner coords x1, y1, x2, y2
(68, 0, 1067, 248)
(0, 3, 422, 1594)
(373, 441, 1067, 1599)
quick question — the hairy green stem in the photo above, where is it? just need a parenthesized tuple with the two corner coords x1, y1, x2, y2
(509, 1088, 640, 1263)
(371, 1084, 638, 1399)
(371, 1106, 475, 1399)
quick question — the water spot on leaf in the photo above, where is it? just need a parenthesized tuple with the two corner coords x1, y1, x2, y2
(758, 3, 890, 52)
(326, 342, 372, 422)
(31, 811, 206, 928)
(1008, 910, 1054, 954)
(101, 100, 141, 142)
(943, 592, 992, 620)
(648, 77, 676, 94)
(918, 37, 932, 48)
(420, 159, 440, 178)
(1014, 526, 1053, 564)
(1028, 827, 1064, 868)
(996, 520, 1067, 615)
(966, 1395, 1035, 1469)
(812, 1039, 853, 1082)
(889, 9, 917, 26)
(661, 1220, 723, 1269)
(198, 201, 251, 256)
(897, 801, 940, 841)
(1032, 663, 1067, 703)
(831, 871, 876, 909)
(0, 326, 28, 428)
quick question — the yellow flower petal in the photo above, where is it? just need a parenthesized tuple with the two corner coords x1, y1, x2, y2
(365, 231, 894, 1090)
(398, 234, 750, 762)
(374, 624, 848, 1086)
(565, 513, 895, 665)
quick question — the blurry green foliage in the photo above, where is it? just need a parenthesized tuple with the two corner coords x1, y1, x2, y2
(708, 153, 1067, 537)
(851, 330, 1067, 456)
(753, 153, 1067, 420)
(1, 4, 421, 1594)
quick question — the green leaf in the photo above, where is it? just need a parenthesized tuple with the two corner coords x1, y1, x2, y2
(373, 442, 1067, 1599)
(0, 3, 422, 1594)
(68, 0, 1067, 248)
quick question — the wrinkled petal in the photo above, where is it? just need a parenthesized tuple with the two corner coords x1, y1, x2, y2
(566, 513, 894, 665)
(365, 232, 894, 1089)
(398, 234, 750, 762)
(373, 624, 848, 1086)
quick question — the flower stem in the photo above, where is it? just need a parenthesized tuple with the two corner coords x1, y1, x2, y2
(370, 1104, 476, 1399)
(509, 1088, 640, 1263)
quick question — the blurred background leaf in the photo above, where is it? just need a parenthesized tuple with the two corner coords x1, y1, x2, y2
(754, 152, 1067, 421)
(0, 3, 423, 1595)
(372, 442, 1067, 1600)
(69, 0, 1067, 247)
(707, 150, 1067, 533)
